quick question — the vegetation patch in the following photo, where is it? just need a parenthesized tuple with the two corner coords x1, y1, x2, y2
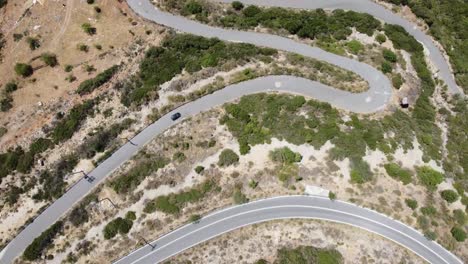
(384, 163, 412, 184)
(417, 166, 444, 190)
(103, 215, 134, 240)
(267, 245, 343, 264)
(217, 149, 239, 167)
(144, 180, 216, 214)
(76, 65, 119, 95)
(117, 34, 276, 107)
(110, 156, 168, 194)
(23, 221, 63, 261)
(382, 0, 468, 92)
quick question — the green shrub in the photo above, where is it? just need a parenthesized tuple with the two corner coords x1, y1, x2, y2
(424, 230, 437, 241)
(276, 245, 342, 264)
(242, 5, 261, 17)
(382, 48, 397, 62)
(110, 157, 167, 193)
(249, 179, 258, 189)
(14, 63, 33, 77)
(86, 0, 94, 4)
(77, 43, 89, 52)
(440, 189, 459, 203)
(384, 163, 412, 184)
(103, 217, 133, 239)
(349, 158, 372, 184)
(381, 61, 392, 73)
(76, 65, 119, 95)
(173, 151, 186, 162)
(451, 226, 466, 242)
(23, 221, 63, 261)
(69, 206, 89, 227)
(417, 166, 444, 190)
(346, 40, 364, 54)
(125, 211, 136, 221)
(375, 33, 386, 43)
(64, 64, 73, 72)
(231, 1, 244, 10)
(144, 180, 215, 214)
(184, 1, 203, 14)
(269, 147, 302, 164)
(41, 53, 58, 67)
(29, 137, 53, 155)
(5, 82, 18, 93)
(421, 206, 437, 216)
(51, 100, 95, 143)
(453, 210, 466, 225)
(392, 73, 403, 89)
(26, 37, 40, 50)
(194, 165, 204, 174)
(0, 95, 13, 112)
(328, 191, 336, 200)
(405, 198, 418, 210)
(81, 23, 96, 35)
(218, 149, 239, 167)
(233, 187, 248, 204)
(190, 214, 201, 222)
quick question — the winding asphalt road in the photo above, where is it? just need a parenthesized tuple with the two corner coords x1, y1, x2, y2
(0, 0, 462, 263)
(113, 196, 462, 264)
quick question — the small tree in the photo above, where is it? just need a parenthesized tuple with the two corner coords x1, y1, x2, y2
(381, 61, 392, 73)
(81, 23, 96, 35)
(382, 49, 397, 62)
(194, 165, 204, 174)
(328, 191, 336, 200)
(5, 82, 18, 93)
(14, 63, 33, 77)
(26, 37, 40, 50)
(184, 1, 203, 14)
(405, 199, 418, 210)
(231, 1, 244, 10)
(41, 53, 58, 67)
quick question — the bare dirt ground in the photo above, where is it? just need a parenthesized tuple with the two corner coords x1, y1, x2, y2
(0, 0, 160, 150)
(171, 219, 424, 264)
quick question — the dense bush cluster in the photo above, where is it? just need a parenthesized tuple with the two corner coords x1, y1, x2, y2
(103, 215, 134, 240)
(144, 180, 215, 214)
(23, 221, 63, 261)
(273, 245, 343, 264)
(384, 163, 412, 184)
(269, 147, 302, 164)
(383, 0, 467, 92)
(417, 166, 444, 190)
(118, 34, 275, 107)
(440, 189, 459, 203)
(51, 100, 96, 143)
(110, 156, 168, 194)
(76, 65, 119, 95)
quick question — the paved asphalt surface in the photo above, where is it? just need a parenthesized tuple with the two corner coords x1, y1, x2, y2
(0, 0, 462, 263)
(114, 196, 462, 264)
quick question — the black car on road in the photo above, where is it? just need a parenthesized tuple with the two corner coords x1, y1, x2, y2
(171, 112, 181, 121)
